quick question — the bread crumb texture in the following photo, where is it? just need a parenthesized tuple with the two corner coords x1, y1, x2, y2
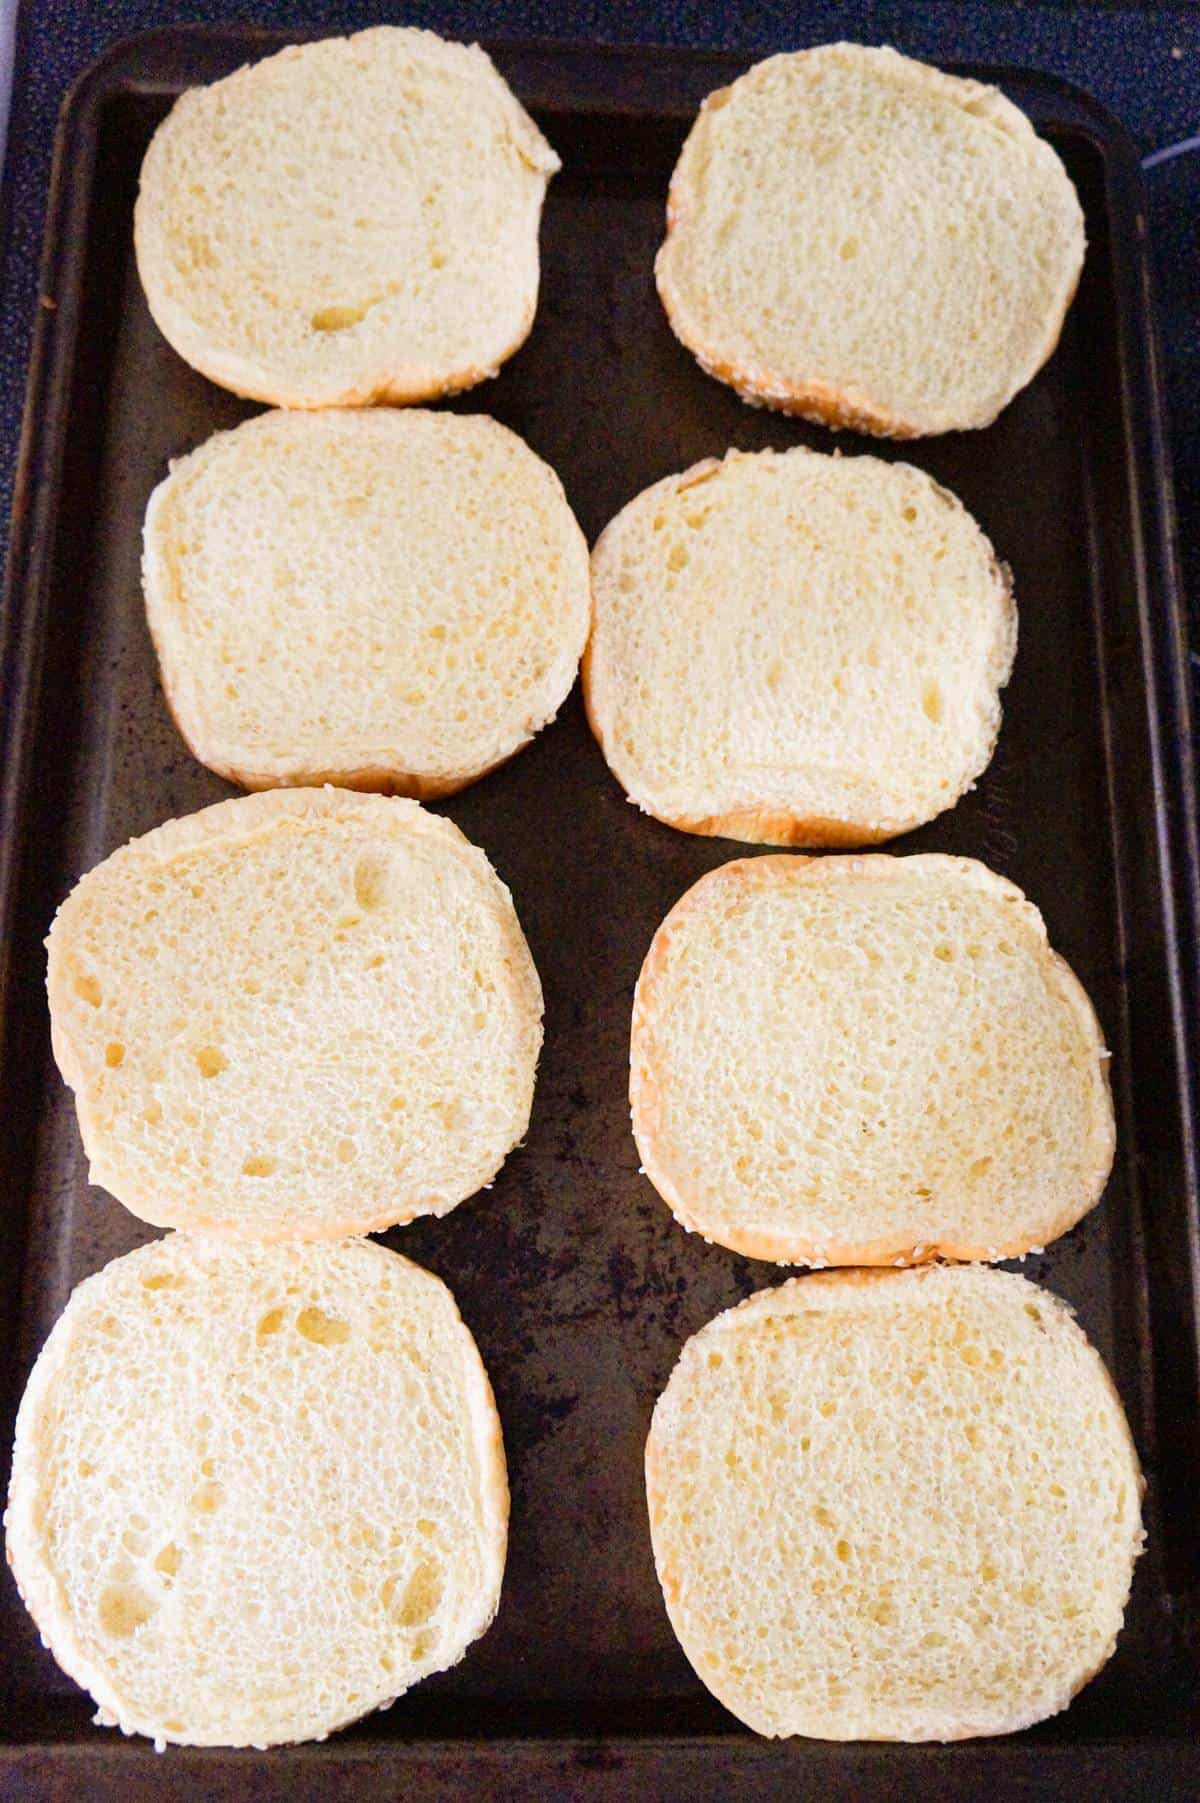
(656, 44, 1085, 435)
(646, 1265, 1143, 1740)
(143, 409, 590, 793)
(586, 446, 1015, 843)
(631, 853, 1113, 1262)
(45, 790, 543, 1238)
(5, 1237, 508, 1747)
(134, 26, 559, 406)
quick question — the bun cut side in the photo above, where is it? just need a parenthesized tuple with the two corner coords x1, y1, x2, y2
(646, 1266, 1143, 1740)
(135, 26, 559, 407)
(631, 852, 1114, 1264)
(6, 1237, 509, 1748)
(143, 408, 590, 796)
(46, 789, 543, 1241)
(656, 43, 1085, 436)
(586, 445, 1015, 845)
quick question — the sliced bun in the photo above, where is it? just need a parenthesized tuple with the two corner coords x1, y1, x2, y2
(585, 446, 1015, 845)
(6, 1236, 508, 1748)
(143, 409, 590, 795)
(631, 853, 1114, 1264)
(646, 1265, 1144, 1741)
(45, 789, 543, 1240)
(134, 27, 559, 407)
(656, 43, 1085, 436)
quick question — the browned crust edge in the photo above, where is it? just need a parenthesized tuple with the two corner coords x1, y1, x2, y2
(655, 251, 1084, 440)
(155, 670, 538, 802)
(136, 287, 543, 414)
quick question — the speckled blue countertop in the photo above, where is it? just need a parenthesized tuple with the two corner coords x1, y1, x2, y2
(1, 1, 1197, 650)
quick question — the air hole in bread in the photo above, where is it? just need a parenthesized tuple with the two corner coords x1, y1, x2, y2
(296, 1306, 351, 1347)
(194, 1045, 227, 1078)
(310, 302, 373, 333)
(190, 1480, 224, 1515)
(154, 1542, 182, 1580)
(75, 973, 102, 1007)
(383, 1558, 444, 1628)
(105, 1042, 125, 1068)
(122, 1524, 151, 1558)
(243, 1155, 277, 1179)
(353, 856, 389, 912)
(99, 1583, 157, 1638)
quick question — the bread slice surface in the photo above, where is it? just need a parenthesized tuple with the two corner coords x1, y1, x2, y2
(45, 789, 543, 1239)
(5, 1235, 508, 1748)
(631, 852, 1113, 1263)
(655, 43, 1085, 436)
(134, 26, 559, 407)
(143, 408, 590, 795)
(645, 1264, 1143, 1741)
(586, 446, 1015, 845)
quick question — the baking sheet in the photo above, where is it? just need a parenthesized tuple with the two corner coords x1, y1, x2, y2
(0, 30, 1196, 1797)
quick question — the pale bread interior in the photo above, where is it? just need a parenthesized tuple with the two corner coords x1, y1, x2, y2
(134, 26, 559, 407)
(586, 447, 1015, 844)
(646, 1266, 1143, 1740)
(45, 790, 543, 1240)
(5, 1236, 508, 1748)
(143, 409, 590, 794)
(656, 43, 1085, 435)
(631, 853, 1113, 1262)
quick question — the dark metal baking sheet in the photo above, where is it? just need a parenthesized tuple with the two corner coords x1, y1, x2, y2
(0, 27, 1197, 1799)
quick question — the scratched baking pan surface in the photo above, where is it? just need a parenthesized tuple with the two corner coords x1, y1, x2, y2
(0, 28, 1197, 1800)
